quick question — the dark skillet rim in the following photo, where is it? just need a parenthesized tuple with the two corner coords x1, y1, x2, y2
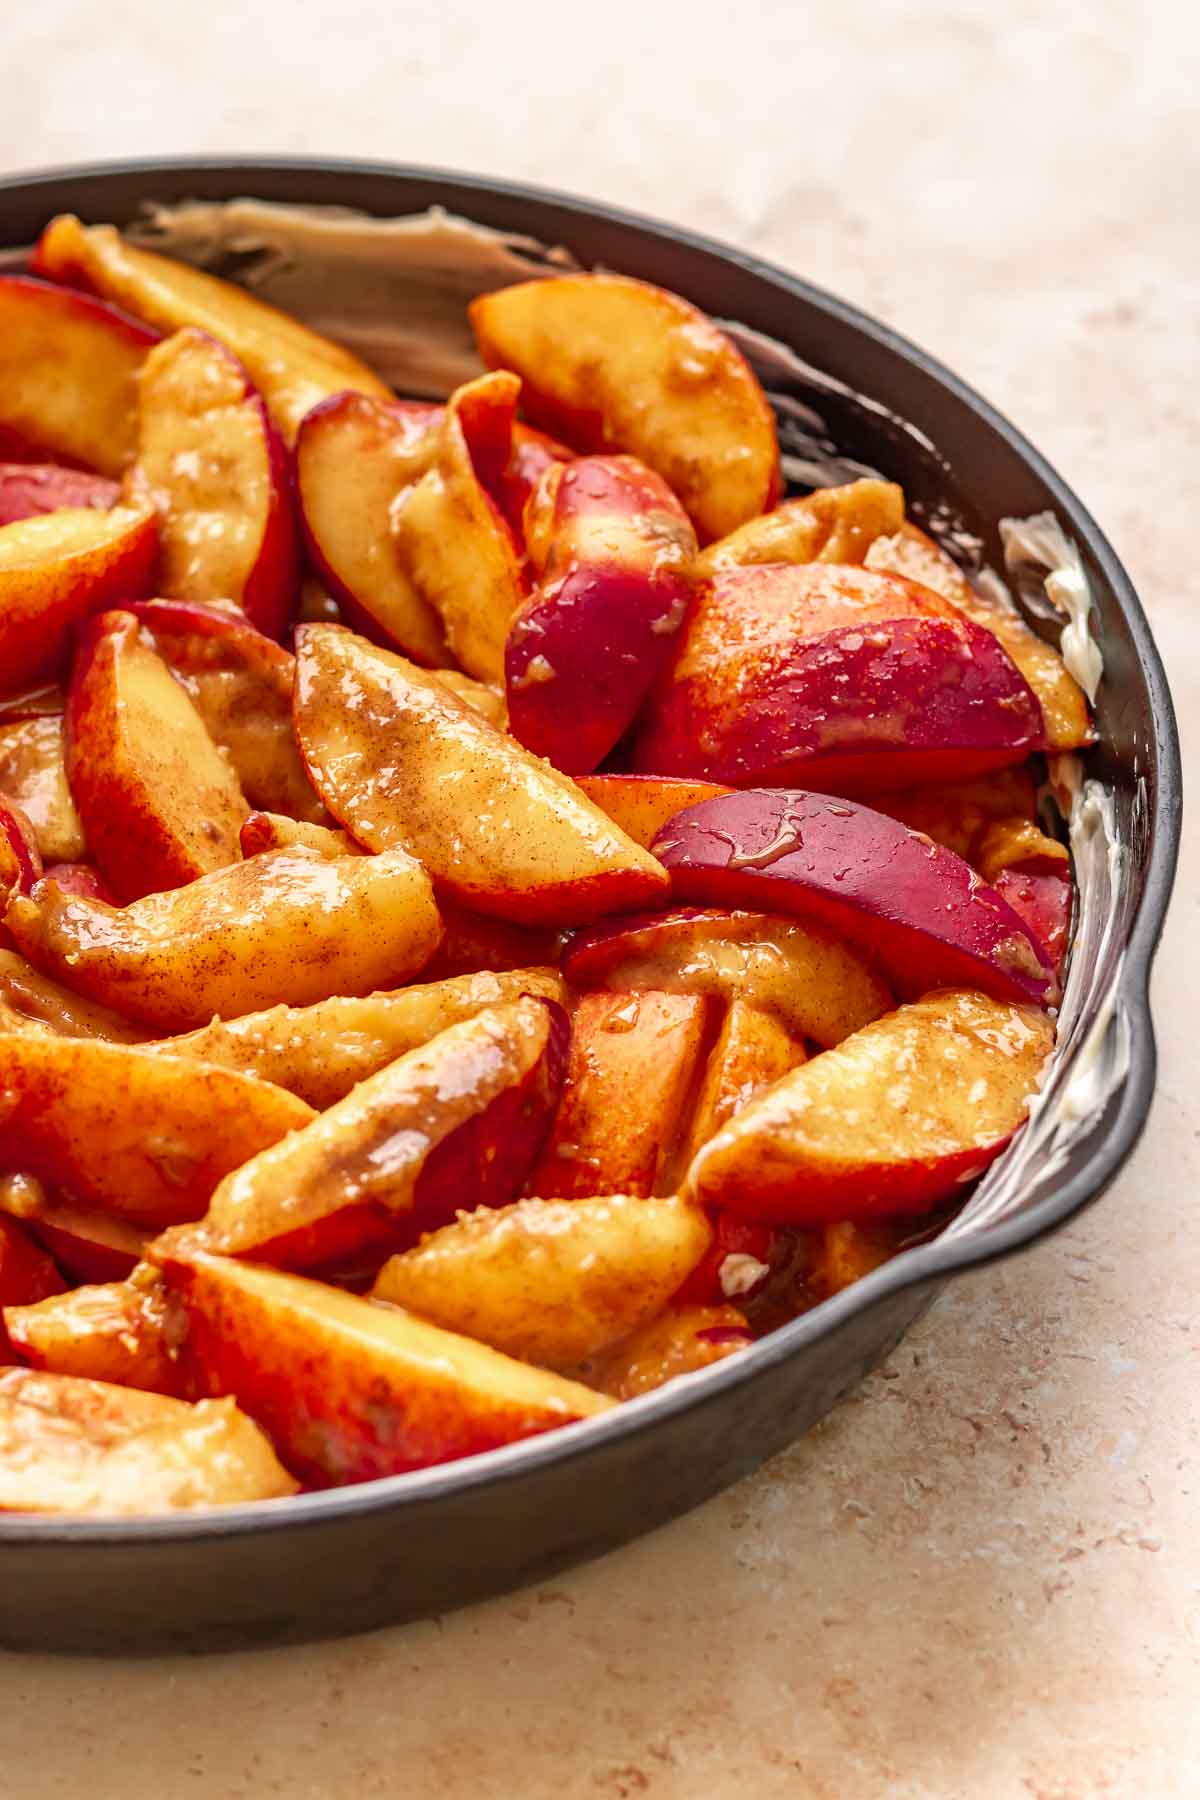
(0, 155, 1181, 1547)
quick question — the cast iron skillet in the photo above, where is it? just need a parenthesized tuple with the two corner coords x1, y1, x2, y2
(0, 158, 1181, 1655)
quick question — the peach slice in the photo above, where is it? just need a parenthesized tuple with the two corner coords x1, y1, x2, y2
(564, 906, 892, 1047)
(390, 373, 528, 683)
(0, 1368, 297, 1513)
(687, 988, 1055, 1223)
(633, 562, 1046, 792)
(0, 274, 159, 476)
(296, 392, 450, 666)
(130, 598, 325, 822)
(0, 796, 42, 915)
(505, 454, 697, 773)
(152, 966, 564, 1110)
(4, 1271, 185, 1396)
(156, 1249, 612, 1485)
(678, 998, 807, 1169)
(0, 945, 145, 1042)
(494, 423, 572, 538)
(530, 990, 713, 1200)
(575, 775, 732, 849)
(0, 503, 157, 692)
(422, 901, 559, 980)
(7, 845, 442, 1031)
(674, 1212, 786, 1308)
(470, 273, 780, 542)
(127, 329, 298, 638)
(293, 624, 669, 926)
(25, 1204, 149, 1285)
(0, 1215, 65, 1356)
(865, 522, 1092, 751)
(372, 1195, 713, 1371)
(808, 1221, 902, 1300)
(856, 766, 1040, 863)
(65, 610, 248, 900)
(0, 715, 85, 861)
(0, 1032, 313, 1226)
(975, 817, 1073, 975)
(696, 478, 905, 577)
(238, 811, 357, 859)
(34, 215, 392, 443)
(176, 996, 567, 1272)
(0, 463, 121, 526)
(651, 789, 1058, 1007)
(580, 1304, 753, 1398)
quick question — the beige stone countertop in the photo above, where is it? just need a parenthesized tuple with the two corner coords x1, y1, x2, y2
(0, 2, 1196, 1793)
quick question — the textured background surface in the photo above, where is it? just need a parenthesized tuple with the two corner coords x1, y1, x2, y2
(1, 2, 1197, 1793)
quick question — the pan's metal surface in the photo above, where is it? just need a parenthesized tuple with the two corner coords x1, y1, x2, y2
(0, 158, 1180, 1655)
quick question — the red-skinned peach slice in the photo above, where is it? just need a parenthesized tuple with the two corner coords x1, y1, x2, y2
(0, 682, 67, 723)
(674, 1213, 785, 1308)
(0, 1033, 314, 1226)
(390, 373, 528, 683)
(26, 1204, 150, 1285)
(677, 999, 807, 1172)
(529, 990, 713, 1200)
(295, 392, 450, 666)
(293, 624, 669, 926)
(129, 597, 325, 821)
(505, 455, 697, 773)
(470, 273, 780, 542)
(155, 1250, 611, 1486)
(0, 274, 160, 476)
(579, 1303, 753, 1398)
(0, 504, 157, 692)
(4, 1271, 185, 1396)
(0, 715, 85, 861)
(38, 861, 115, 902)
(0, 1215, 65, 1356)
(976, 818, 1073, 974)
(495, 424, 572, 537)
(6, 845, 442, 1032)
(0, 463, 121, 526)
(865, 521, 1092, 751)
(633, 563, 1047, 792)
(575, 775, 732, 849)
(696, 478, 905, 577)
(0, 1367, 297, 1512)
(564, 906, 892, 1046)
(689, 988, 1055, 1223)
(0, 945, 145, 1042)
(170, 996, 567, 1273)
(651, 788, 1058, 1007)
(126, 328, 298, 638)
(0, 797, 42, 914)
(150, 967, 564, 1110)
(65, 610, 248, 901)
(34, 215, 393, 443)
(856, 766, 1040, 863)
(372, 1195, 713, 1371)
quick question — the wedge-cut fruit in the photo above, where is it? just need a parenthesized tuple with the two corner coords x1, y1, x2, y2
(0, 504, 157, 692)
(7, 845, 442, 1031)
(238, 810, 357, 859)
(25, 1203, 149, 1285)
(422, 902, 559, 980)
(0, 715, 85, 861)
(391, 373, 528, 682)
(470, 274, 780, 542)
(173, 996, 567, 1271)
(506, 454, 697, 773)
(857, 766, 1040, 863)
(373, 1195, 713, 1371)
(130, 598, 325, 822)
(153, 966, 564, 1109)
(808, 1221, 902, 1300)
(0, 797, 41, 913)
(0, 1033, 314, 1226)
(495, 423, 572, 538)
(678, 999, 807, 1167)
(127, 328, 298, 637)
(696, 479, 904, 576)
(294, 624, 669, 926)
(34, 215, 392, 442)
(4, 1272, 184, 1395)
(155, 1250, 612, 1485)
(434, 669, 507, 729)
(65, 610, 248, 900)
(633, 562, 1047, 792)
(974, 817, 1073, 975)
(564, 907, 892, 1047)
(687, 988, 1055, 1223)
(864, 521, 1092, 751)
(580, 1304, 753, 1398)
(0, 1215, 65, 1355)
(0, 946, 145, 1042)
(674, 1213, 784, 1307)
(530, 990, 713, 1199)
(0, 463, 121, 526)
(296, 392, 450, 666)
(576, 775, 732, 849)
(652, 789, 1058, 1007)
(0, 274, 159, 475)
(0, 1368, 297, 1512)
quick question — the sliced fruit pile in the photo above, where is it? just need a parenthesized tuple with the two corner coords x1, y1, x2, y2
(0, 214, 1087, 1515)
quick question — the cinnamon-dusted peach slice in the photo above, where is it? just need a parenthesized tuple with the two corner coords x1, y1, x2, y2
(470, 273, 780, 542)
(0, 463, 120, 527)
(687, 989, 1055, 1223)
(0, 504, 157, 692)
(696, 478, 905, 576)
(33, 214, 392, 443)
(7, 845, 442, 1032)
(0, 714, 85, 861)
(677, 999, 807, 1170)
(576, 775, 732, 850)
(4, 1270, 185, 1396)
(24, 1203, 149, 1286)
(0, 945, 144, 1041)
(293, 624, 669, 927)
